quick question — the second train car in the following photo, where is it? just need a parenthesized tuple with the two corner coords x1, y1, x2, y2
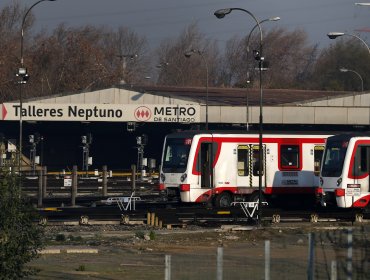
(320, 133, 370, 209)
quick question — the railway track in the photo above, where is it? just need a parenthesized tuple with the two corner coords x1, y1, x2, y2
(22, 176, 370, 228)
(36, 198, 370, 229)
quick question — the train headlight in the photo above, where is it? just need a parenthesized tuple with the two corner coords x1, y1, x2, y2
(160, 173, 165, 182)
(180, 173, 187, 182)
(336, 177, 342, 187)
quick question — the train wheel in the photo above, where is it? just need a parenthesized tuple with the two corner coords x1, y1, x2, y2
(215, 192, 232, 208)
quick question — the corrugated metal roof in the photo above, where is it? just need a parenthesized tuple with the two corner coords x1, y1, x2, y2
(129, 85, 357, 106)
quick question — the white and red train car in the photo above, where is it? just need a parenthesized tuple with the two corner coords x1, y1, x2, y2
(320, 133, 370, 209)
(159, 131, 330, 207)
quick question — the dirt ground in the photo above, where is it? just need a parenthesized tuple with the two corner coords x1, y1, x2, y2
(27, 222, 370, 280)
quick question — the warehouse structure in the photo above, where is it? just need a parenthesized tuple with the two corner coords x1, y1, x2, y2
(0, 85, 369, 172)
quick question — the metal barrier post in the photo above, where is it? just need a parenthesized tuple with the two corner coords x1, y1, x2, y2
(265, 240, 270, 280)
(217, 247, 223, 280)
(331, 260, 337, 280)
(71, 165, 77, 206)
(37, 169, 43, 208)
(165, 255, 171, 280)
(307, 233, 315, 280)
(131, 164, 136, 195)
(347, 228, 353, 280)
(102, 165, 108, 196)
(42, 166, 47, 198)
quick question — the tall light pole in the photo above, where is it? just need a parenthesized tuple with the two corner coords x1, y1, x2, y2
(214, 7, 264, 226)
(245, 16, 280, 131)
(17, 0, 56, 173)
(327, 32, 370, 54)
(116, 54, 138, 85)
(184, 49, 209, 130)
(339, 67, 364, 92)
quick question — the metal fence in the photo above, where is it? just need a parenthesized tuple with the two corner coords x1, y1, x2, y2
(158, 228, 370, 280)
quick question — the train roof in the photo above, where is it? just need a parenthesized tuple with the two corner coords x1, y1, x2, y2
(327, 132, 370, 141)
(165, 130, 333, 138)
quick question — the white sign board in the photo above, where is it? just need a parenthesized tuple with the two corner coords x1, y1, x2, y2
(1, 103, 200, 123)
(345, 188, 361, 197)
(63, 178, 72, 187)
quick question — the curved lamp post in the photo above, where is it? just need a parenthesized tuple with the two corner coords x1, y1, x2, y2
(245, 16, 280, 131)
(18, 0, 56, 172)
(214, 7, 264, 225)
(184, 49, 209, 130)
(327, 32, 370, 55)
(340, 67, 364, 92)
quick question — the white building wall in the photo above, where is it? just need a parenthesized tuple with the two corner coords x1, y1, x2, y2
(27, 88, 370, 125)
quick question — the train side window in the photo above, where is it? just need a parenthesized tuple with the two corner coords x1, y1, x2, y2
(353, 145, 370, 177)
(280, 145, 300, 170)
(237, 145, 249, 176)
(314, 145, 324, 176)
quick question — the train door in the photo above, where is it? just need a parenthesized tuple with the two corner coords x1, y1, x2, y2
(314, 145, 325, 176)
(237, 145, 250, 187)
(197, 142, 216, 189)
(251, 145, 266, 188)
(352, 145, 370, 195)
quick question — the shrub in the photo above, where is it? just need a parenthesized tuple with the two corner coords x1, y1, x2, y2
(0, 170, 45, 279)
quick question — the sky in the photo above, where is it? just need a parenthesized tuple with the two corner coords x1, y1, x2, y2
(2, 0, 370, 52)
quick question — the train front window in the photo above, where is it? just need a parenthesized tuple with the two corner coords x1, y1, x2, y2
(321, 140, 348, 177)
(162, 138, 191, 173)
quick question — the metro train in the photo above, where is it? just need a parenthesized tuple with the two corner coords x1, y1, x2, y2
(320, 133, 370, 209)
(158, 131, 331, 207)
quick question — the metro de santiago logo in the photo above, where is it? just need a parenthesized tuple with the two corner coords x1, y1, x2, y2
(134, 106, 151, 121)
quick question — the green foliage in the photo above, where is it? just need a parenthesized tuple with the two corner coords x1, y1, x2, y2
(149, 230, 156, 240)
(76, 264, 86, 271)
(0, 170, 45, 279)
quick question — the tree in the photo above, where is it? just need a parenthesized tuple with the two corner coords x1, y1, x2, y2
(0, 2, 151, 101)
(219, 27, 317, 89)
(155, 23, 220, 87)
(309, 39, 369, 91)
(0, 170, 44, 279)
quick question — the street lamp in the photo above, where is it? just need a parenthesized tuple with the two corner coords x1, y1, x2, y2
(18, 0, 56, 172)
(214, 7, 264, 226)
(327, 32, 370, 54)
(245, 16, 280, 131)
(116, 54, 138, 84)
(184, 49, 209, 130)
(339, 67, 364, 92)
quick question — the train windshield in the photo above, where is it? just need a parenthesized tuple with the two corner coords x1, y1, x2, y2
(162, 137, 192, 173)
(321, 140, 348, 177)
